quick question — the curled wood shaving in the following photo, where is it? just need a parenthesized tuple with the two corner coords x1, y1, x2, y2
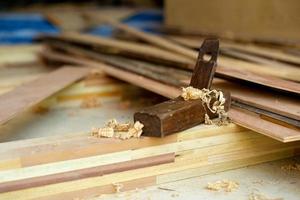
(91, 119, 144, 140)
(181, 86, 229, 125)
(206, 180, 239, 192)
(204, 114, 213, 125)
(97, 127, 114, 138)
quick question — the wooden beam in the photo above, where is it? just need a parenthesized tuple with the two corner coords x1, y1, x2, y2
(0, 67, 91, 125)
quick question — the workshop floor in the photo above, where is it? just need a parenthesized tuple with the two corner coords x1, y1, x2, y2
(94, 157, 300, 200)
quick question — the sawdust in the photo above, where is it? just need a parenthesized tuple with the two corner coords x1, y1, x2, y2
(206, 180, 239, 192)
(281, 163, 300, 171)
(249, 192, 283, 200)
(80, 96, 101, 109)
(91, 119, 144, 140)
(181, 86, 229, 125)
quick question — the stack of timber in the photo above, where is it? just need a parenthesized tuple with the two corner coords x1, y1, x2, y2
(40, 22, 300, 143)
(0, 122, 299, 199)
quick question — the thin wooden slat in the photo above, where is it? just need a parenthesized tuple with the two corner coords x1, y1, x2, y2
(46, 33, 195, 69)
(0, 66, 91, 125)
(107, 21, 300, 82)
(229, 108, 300, 142)
(213, 80, 300, 121)
(49, 32, 300, 95)
(0, 153, 174, 193)
(168, 35, 300, 66)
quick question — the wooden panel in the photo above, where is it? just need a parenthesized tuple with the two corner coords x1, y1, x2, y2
(165, 0, 300, 44)
(0, 67, 91, 125)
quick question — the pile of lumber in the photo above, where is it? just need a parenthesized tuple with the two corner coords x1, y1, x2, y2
(0, 19, 300, 199)
(41, 21, 300, 143)
(0, 121, 299, 199)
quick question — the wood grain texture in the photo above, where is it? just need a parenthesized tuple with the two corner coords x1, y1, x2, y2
(168, 35, 300, 66)
(46, 33, 300, 94)
(0, 147, 297, 200)
(44, 33, 195, 69)
(134, 93, 230, 137)
(0, 153, 174, 193)
(213, 80, 300, 121)
(229, 108, 300, 142)
(105, 22, 300, 87)
(0, 66, 91, 125)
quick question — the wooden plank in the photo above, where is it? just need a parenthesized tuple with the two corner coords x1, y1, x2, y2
(68, 41, 300, 96)
(45, 33, 195, 69)
(0, 153, 174, 193)
(229, 108, 300, 142)
(0, 124, 243, 170)
(168, 35, 300, 66)
(0, 67, 91, 125)
(213, 80, 300, 121)
(0, 147, 296, 200)
(41, 50, 181, 99)
(99, 23, 300, 90)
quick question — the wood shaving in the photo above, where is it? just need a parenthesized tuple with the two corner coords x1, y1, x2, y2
(206, 180, 239, 192)
(112, 183, 124, 193)
(97, 127, 114, 138)
(181, 86, 229, 125)
(204, 114, 213, 125)
(281, 163, 300, 171)
(80, 96, 101, 109)
(91, 119, 144, 140)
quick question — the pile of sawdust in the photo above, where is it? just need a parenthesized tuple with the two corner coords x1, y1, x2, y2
(181, 86, 229, 125)
(91, 119, 144, 140)
(206, 180, 239, 192)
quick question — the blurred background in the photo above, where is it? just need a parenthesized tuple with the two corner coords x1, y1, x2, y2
(0, 0, 299, 46)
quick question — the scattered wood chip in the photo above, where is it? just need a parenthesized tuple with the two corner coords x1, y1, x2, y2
(249, 192, 283, 200)
(181, 86, 229, 125)
(112, 183, 124, 193)
(80, 96, 101, 109)
(206, 180, 239, 192)
(91, 119, 144, 140)
(281, 163, 300, 172)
